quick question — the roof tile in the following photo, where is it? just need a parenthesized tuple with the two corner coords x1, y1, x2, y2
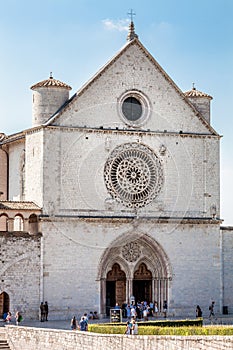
(184, 88, 212, 99)
(31, 76, 71, 90)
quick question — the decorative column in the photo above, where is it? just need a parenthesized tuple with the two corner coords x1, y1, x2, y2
(23, 218, 29, 233)
(7, 218, 14, 231)
(153, 278, 157, 302)
(158, 279, 161, 312)
(100, 278, 106, 315)
(128, 278, 133, 304)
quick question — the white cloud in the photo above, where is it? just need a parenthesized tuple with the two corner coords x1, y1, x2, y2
(102, 19, 129, 32)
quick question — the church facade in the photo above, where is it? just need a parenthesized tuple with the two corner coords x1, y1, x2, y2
(1, 22, 233, 320)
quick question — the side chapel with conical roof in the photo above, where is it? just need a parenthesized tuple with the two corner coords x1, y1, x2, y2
(0, 22, 233, 320)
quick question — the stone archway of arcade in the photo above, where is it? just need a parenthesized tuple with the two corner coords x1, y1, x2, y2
(0, 291, 10, 318)
(0, 212, 40, 234)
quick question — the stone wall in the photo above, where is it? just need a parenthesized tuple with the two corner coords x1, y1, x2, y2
(8, 140, 25, 201)
(0, 149, 7, 201)
(221, 227, 233, 314)
(0, 232, 41, 319)
(5, 326, 233, 350)
(25, 130, 44, 207)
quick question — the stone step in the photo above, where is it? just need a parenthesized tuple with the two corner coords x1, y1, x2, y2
(0, 340, 11, 349)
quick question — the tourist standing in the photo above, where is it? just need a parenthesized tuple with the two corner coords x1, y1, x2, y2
(44, 301, 49, 321)
(70, 316, 77, 330)
(126, 304, 131, 320)
(79, 316, 88, 331)
(132, 319, 138, 335)
(143, 307, 148, 321)
(163, 300, 167, 318)
(40, 302, 45, 322)
(125, 321, 131, 334)
(114, 303, 121, 309)
(154, 301, 158, 318)
(15, 311, 22, 325)
(130, 306, 137, 319)
(196, 305, 202, 318)
(5, 312, 12, 323)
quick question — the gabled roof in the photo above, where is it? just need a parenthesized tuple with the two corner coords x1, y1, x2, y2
(41, 38, 218, 136)
(0, 201, 41, 210)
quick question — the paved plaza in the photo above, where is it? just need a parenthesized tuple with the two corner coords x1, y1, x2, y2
(1, 314, 233, 331)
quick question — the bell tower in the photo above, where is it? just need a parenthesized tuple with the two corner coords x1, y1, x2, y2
(30, 73, 72, 127)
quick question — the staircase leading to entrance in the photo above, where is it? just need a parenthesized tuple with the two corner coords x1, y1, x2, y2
(0, 340, 11, 350)
(0, 329, 11, 350)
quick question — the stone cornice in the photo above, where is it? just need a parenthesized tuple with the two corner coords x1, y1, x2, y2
(45, 125, 221, 139)
(39, 215, 222, 225)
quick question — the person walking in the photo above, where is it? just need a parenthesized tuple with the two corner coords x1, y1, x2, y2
(209, 301, 215, 319)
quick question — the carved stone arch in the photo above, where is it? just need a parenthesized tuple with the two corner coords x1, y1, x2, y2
(0, 213, 9, 231)
(14, 213, 24, 231)
(28, 214, 39, 234)
(98, 230, 172, 316)
(104, 256, 131, 280)
(134, 262, 152, 280)
(133, 256, 158, 279)
(98, 244, 132, 280)
(136, 233, 172, 278)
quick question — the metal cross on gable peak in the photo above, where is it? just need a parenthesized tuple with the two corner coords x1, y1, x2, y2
(127, 9, 136, 22)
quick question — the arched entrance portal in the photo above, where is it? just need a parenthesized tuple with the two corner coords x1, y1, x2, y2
(98, 233, 172, 316)
(0, 292, 10, 318)
(106, 263, 126, 315)
(133, 263, 152, 303)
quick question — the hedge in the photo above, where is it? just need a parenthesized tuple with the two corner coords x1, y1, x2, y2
(88, 324, 233, 336)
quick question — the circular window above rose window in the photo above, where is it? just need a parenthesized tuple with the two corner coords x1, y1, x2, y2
(104, 143, 164, 208)
(118, 91, 151, 127)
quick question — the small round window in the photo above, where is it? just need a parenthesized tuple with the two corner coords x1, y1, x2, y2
(118, 91, 151, 127)
(122, 97, 142, 121)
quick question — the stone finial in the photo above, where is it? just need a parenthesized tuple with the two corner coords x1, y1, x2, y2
(127, 21, 138, 41)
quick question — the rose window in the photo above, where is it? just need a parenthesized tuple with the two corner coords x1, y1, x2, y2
(122, 242, 141, 262)
(104, 143, 163, 208)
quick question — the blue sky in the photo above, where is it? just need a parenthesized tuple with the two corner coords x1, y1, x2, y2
(1, 0, 233, 224)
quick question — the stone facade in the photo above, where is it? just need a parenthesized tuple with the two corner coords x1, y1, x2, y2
(0, 25, 232, 320)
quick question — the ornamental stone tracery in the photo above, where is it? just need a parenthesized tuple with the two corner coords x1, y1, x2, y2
(122, 242, 141, 262)
(104, 143, 164, 208)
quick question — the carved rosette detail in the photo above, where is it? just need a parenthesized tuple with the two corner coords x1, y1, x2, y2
(104, 143, 164, 208)
(122, 242, 141, 262)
